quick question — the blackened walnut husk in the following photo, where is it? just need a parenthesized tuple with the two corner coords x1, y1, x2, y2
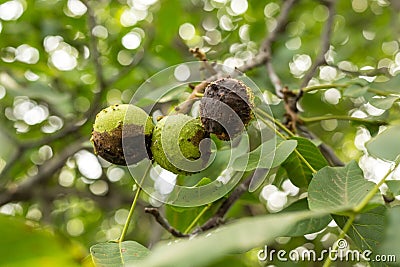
(91, 124, 152, 166)
(199, 78, 253, 140)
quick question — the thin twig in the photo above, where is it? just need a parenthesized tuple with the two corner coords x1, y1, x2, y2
(175, 0, 298, 115)
(300, 0, 336, 89)
(146, 175, 253, 237)
(144, 207, 189, 238)
(174, 80, 210, 114)
(299, 114, 387, 125)
(190, 47, 217, 75)
(328, 63, 391, 77)
(193, 176, 252, 234)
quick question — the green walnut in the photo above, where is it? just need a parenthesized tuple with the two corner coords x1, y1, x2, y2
(200, 78, 254, 140)
(151, 114, 210, 175)
(91, 104, 154, 165)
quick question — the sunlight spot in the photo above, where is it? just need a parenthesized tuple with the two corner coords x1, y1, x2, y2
(359, 66, 376, 82)
(39, 145, 53, 161)
(122, 32, 141, 50)
(75, 150, 102, 180)
(230, 0, 248, 15)
(260, 184, 278, 200)
(354, 127, 371, 151)
(382, 41, 399, 56)
(267, 191, 287, 212)
(352, 0, 368, 13)
(114, 209, 129, 225)
(219, 15, 234, 31)
(281, 179, 299, 196)
(324, 88, 341, 105)
(0, 203, 23, 216)
(362, 30, 375, 41)
(135, 0, 158, 6)
(67, 218, 85, 236)
(359, 154, 392, 183)
(313, 5, 329, 22)
(107, 167, 125, 182)
(120, 9, 137, 27)
(43, 36, 63, 52)
(117, 50, 133, 66)
(89, 180, 109, 196)
(338, 61, 358, 72)
(24, 70, 40, 81)
(106, 227, 121, 241)
(0, 0, 24, 21)
(42, 116, 64, 133)
(174, 64, 191, 82)
(22, 104, 48, 125)
(59, 169, 75, 187)
(202, 17, 218, 31)
(285, 37, 301, 50)
(205, 30, 221, 45)
(67, 0, 87, 17)
(351, 110, 368, 119)
(1, 47, 16, 62)
(319, 66, 337, 81)
(26, 207, 42, 221)
(321, 119, 338, 131)
(51, 49, 77, 71)
(15, 44, 39, 64)
(179, 23, 195, 40)
(92, 25, 108, 39)
(365, 102, 385, 116)
(289, 54, 311, 76)
(154, 169, 177, 195)
(264, 2, 279, 18)
(0, 85, 5, 99)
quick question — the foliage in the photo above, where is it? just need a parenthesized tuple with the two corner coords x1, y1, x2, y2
(0, 0, 400, 267)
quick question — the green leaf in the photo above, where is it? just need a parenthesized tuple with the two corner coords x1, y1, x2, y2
(232, 139, 297, 172)
(232, 139, 297, 192)
(308, 161, 376, 211)
(379, 206, 400, 264)
(386, 180, 400, 196)
(282, 137, 329, 188)
(130, 211, 329, 267)
(281, 198, 332, 237)
(334, 205, 387, 252)
(90, 241, 150, 267)
(366, 126, 400, 161)
(0, 215, 79, 267)
(369, 96, 399, 110)
(343, 85, 369, 97)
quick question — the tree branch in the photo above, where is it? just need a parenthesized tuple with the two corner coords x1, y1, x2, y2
(175, 0, 298, 114)
(300, 0, 336, 89)
(190, 47, 217, 75)
(328, 63, 391, 77)
(0, 139, 85, 206)
(145, 175, 253, 237)
(144, 207, 189, 238)
(192, 175, 252, 234)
